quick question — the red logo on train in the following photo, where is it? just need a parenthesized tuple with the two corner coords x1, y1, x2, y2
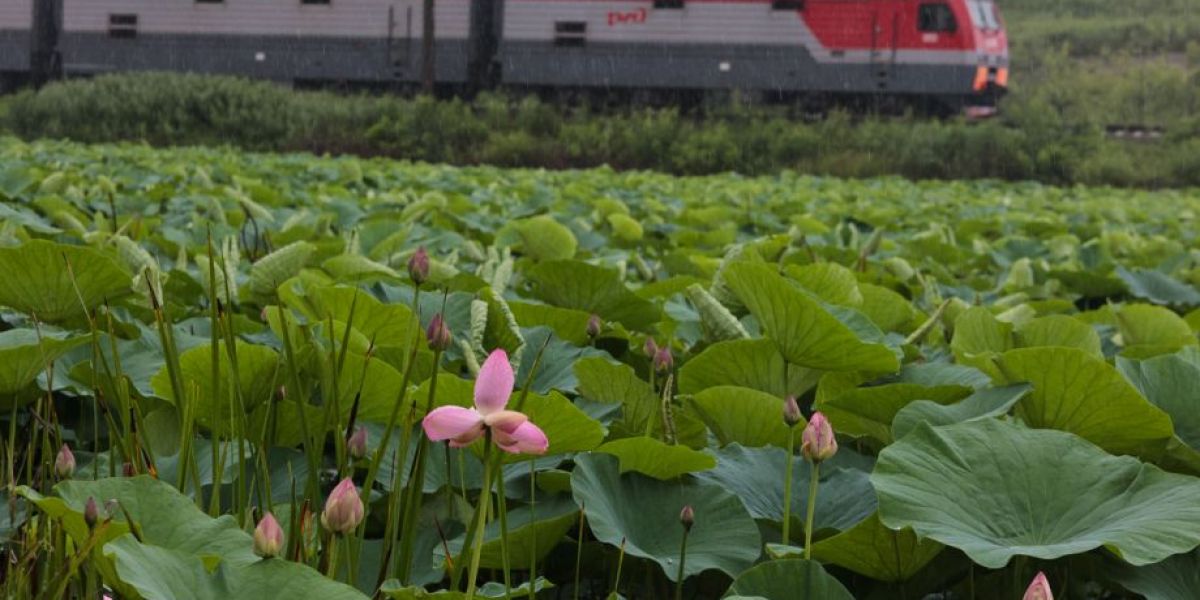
(607, 8, 648, 26)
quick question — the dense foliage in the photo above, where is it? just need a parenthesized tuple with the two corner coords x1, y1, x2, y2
(1, 137, 1199, 599)
(2, 69, 1199, 188)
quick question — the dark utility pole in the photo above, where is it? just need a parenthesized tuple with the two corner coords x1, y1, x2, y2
(421, 0, 435, 94)
(30, 0, 62, 87)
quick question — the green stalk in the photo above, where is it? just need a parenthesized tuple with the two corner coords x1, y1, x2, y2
(572, 508, 585, 600)
(674, 528, 690, 600)
(496, 472, 512, 599)
(803, 463, 820, 560)
(610, 538, 626, 599)
(275, 309, 319, 498)
(781, 430, 796, 544)
(465, 444, 497, 600)
(325, 535, 341, 579)
(395, 346, 443, 583)
(528, 460, 537, 589)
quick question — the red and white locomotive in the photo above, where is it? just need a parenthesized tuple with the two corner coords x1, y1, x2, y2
(1, 0, 1008, 110)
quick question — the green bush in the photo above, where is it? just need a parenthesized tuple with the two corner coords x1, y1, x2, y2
(4, 71, 1199, 188)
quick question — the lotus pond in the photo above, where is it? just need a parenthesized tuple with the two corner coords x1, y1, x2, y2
(1, 137, 1200, 599)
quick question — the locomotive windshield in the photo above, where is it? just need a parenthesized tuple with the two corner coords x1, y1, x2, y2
(968, 1, 1003, 31)
(917, 3, 958, 33)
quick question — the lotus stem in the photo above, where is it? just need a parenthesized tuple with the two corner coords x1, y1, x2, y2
(465, 447, 497, 600)
(675, 528, 689, 600)
(781, 430, 796, 544)
(573, 507, 585, 600)
(804, 463, 820, 560)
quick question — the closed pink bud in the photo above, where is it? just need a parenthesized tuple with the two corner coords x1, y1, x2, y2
(347, 426, 368, 460)
(586, 314, 602, 339)
(653, 346, 674, 376)
(408, 247, 430, 285)
(679, 505, 694, 532)
(321, 478, 364, 535)
(253, 512, 285, 558)
(1023, 572, 1053, 600)
(782, 396, 803, 427)
(55, 444, 75, 479)
(801, 411, 837, 463)
(643, 337, 658, 358)
(83, 497, 99, 529)
(426, 313, 452, 352)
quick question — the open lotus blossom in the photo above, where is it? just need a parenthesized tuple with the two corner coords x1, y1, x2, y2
(1023, 572, 1053, 600)
(422, 349, 549, 455)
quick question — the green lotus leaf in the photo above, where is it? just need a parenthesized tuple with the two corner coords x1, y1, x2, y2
(0, 239, 132, 322)
(595, 437, 716, 479)
(151, 340, 280, 435)
(571, 453, 760, 581)
(722, 559, 853, 600)
(873, 419, 1200, 568)
(1014, 315, 1102, 357)
(997, 346, 1174, 458)
(0, 329, 88, 401)
(689, 385, 800, 449)
(891, 384, 1032, 441)
(526, 260, 659, 331)
(678, 338, 819, 398)
(1112, 549, 1200, 600)
(1117, 348, 1200, 451)
(722, 262, 899, 372)
(1117, 267, 1200, 307)
(810, 513, 943, 583)
(1116, 304, 1198, 355)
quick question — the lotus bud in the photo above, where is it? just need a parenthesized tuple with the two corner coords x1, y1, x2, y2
(679, 505, 694, 532)
(782, 396, 803, 428)
(408, 247, 430, 285)
(253, 512, 285, 559)
(426, 313, 452, 352)
(643, 337, 658, 358)
(586, 314, 602, 339)
(800, 411, 838, 463)
(347, 426, 368, 460)
(653, 346, 674, 376)
(55, 444, 75, 479)
(83, 497, 99, 529)
(321, 478, 364, 535)
(1023, 572, 1053, 600)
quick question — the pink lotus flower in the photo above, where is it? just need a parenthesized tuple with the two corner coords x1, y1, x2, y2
(801, 411, 838, 463)
(321, 478, 364, 535)
(1023, 572, 1053, 600)
(253, 512, 285, 558)
(422, 350, 549, 455)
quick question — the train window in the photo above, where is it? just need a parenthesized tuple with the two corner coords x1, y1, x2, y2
(195, 0, 224, 3)
(654, 0, 685, 9)
(301, 0, 332, 4)
(108, 14, 138, 39)
(554, 22, 586, 47)
(771, 0, 805, 9)
(917, 3, 957, 33)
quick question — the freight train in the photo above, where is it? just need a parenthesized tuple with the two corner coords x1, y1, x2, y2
(0, 0, 1009, 112)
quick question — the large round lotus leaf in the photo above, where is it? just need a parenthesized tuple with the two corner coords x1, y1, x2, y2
(1113, 549, 1200, 600)
(595, 437, 715, 479)
(997, 347, 1174, 458)
(107, 535, 368, 600)
(678, 338, 819, 398)
(526, 260, 659, 331)
(722, 559, 854, 600)
(1117, 267, 1200, 308)
(571, 453, 760, 581)
(1014, 315, 1102, 357)
(151, 340, 280, 435)
(693, 445, 876, 538)
(873, 419, 1200, 568)
(0, 329, 87, 400)
(891, 384, 1031, 441)
(1118, 348, 1200, 451)
(0, 240, 132, 322)
(1116, 304, 1199, 355)
(722, 262, 899, 373)
(809, 512, 942, 582)
(689, 385, 801, 449)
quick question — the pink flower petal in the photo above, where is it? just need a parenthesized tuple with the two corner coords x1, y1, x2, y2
(474, 350, 514, 415)
(483, 409, 529, 432)
(423, 406, 485, 443)
(493, 421, 549, 455)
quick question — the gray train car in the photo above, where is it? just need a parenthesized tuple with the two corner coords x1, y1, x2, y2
(2, 0, 1009, 109)
(0, 0, 33, 86)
